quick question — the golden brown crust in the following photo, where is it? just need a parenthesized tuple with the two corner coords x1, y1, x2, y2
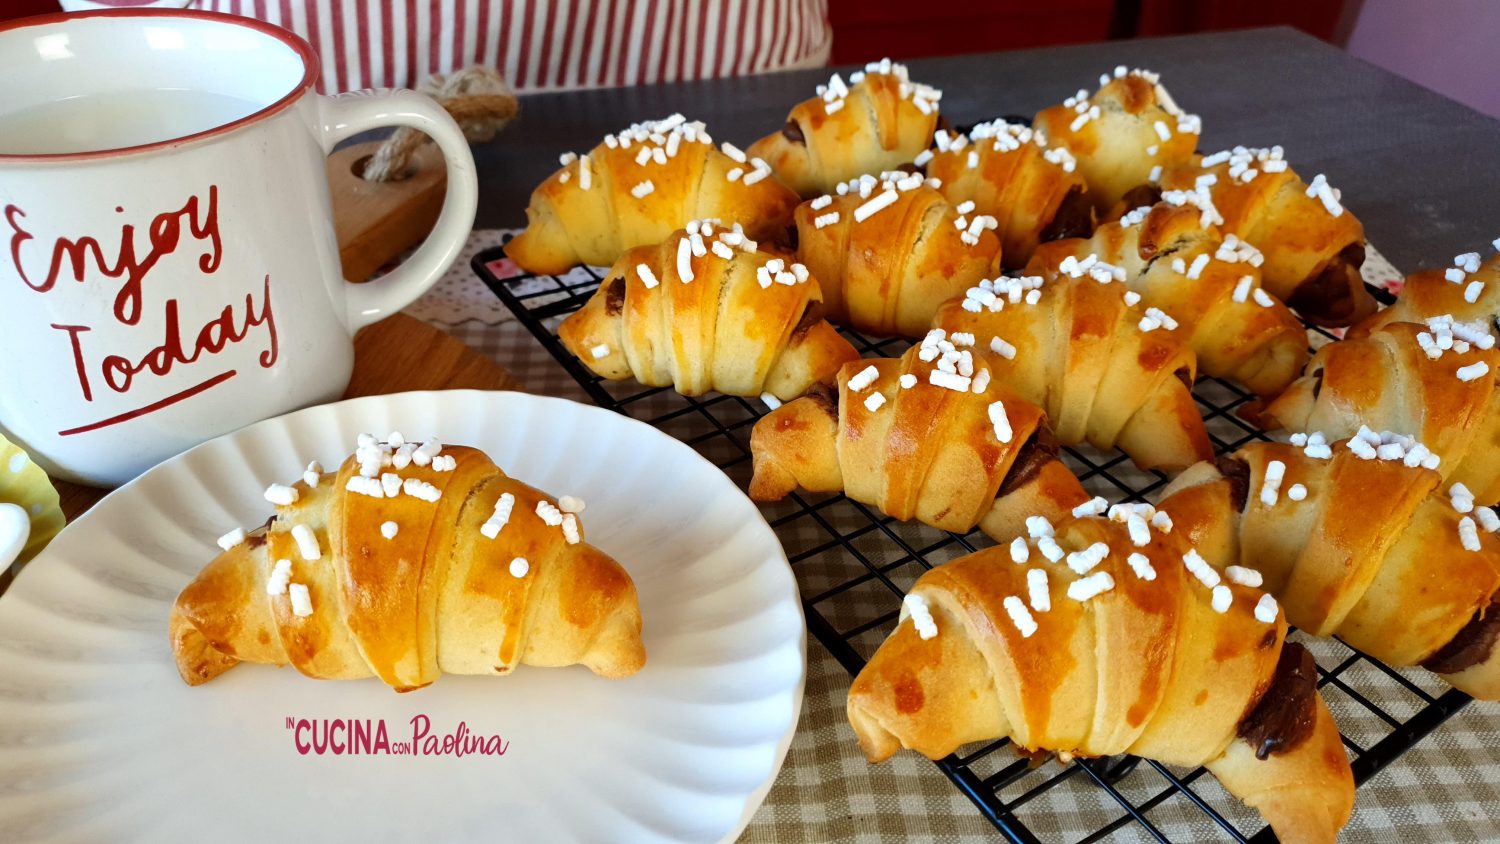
(793, 183, 1001, 338)
(847, 512, 1352, 842)
(931, 273, 1210, 473)
(1260, 322, 1500, 504)
(1158, 441, 1500, 698)
(170, 444, 646, 690)
(505, 119, 799, 274)
(749, 346, 1087, 536)
(926, 124, 1094, 269)
(1033, 74, 1198, 212)
(1352, 251, 1500, 339)
(558, 226, 859, 400)
(747, 69, 939, 198)
(1027, 202, 1308, 398)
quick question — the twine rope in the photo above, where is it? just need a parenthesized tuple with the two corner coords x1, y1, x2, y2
(362, 66, 519, 182)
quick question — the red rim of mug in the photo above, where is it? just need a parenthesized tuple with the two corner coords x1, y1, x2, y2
(0, 8, 320, 164)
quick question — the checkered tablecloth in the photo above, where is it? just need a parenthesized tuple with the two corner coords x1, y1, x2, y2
(415, 232, 1499, 843)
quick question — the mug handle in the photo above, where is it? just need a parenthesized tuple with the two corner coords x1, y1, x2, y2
(318, 90, 479, 331)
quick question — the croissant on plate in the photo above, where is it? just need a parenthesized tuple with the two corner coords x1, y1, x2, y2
(1032, 67, 1201, 214)
(922, 120, 1095, 269)
(504, 114, 800, 274)
(848, 507, 1354, 844)
(1259, 319, 1500, 504)
(747, 58, 941, 198)
(748, 338, 1089, 541)
(794, 172, 1001, 337)
(1352, 246, 1500, 337)
(1159, 438, 1500, 700)
(171, 437, 646, 690)
(1155, 147, 1373, 326)
(1027, 201, 1309, 398)
(930, 272, 1211, 472)
(557, 220, 859, 400)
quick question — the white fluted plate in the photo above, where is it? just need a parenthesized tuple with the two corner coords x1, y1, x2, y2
(0, 391, 804, 843)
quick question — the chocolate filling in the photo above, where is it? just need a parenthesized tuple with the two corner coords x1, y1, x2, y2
(785, 222, 800, 251)
(1237, 642, 1318, 760)
(1118, 183, 1163, 212)
(997, 426, 1061, 498)
(804, 380, 839, 416)
(1423, 593, 1500, 674)
(245, 516, 276, 549)
(895, 162, 923, 176)
(603, 276, 626, 316)
(1173, 366, 1194, 390)
(789, 301, 823, 343)
(1038, 185, 1096, 244)
(1286, 243, 1368, 326)
(1216, 455, 1251, 511)
(1310, 367, 1324, 400)
(780, 120, 805, 144)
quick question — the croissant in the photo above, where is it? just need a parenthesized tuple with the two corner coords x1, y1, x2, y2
(931, 273, 1211, 472)
(746, 58, 941, 198)
(557, 220, 858, 400)
(1260, 319, 1500, 504)
(1352, 246, 1500, 338)
(749, 338, 1089, 541)
(1027, 201, 1309, 398)
(504, 114, 800, 275)
(1159, 437, 1500, 700)
(171, 437, 646, 690)
(847, 507, 1354, 844)
(1032, 67, 1201, 213)
(922, 120, 1095, 269)
(1156, 147, 1373, 326)
(794, 172, 1001, 337)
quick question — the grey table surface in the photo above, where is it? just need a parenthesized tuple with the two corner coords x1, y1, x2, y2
(473, 25, 1500, 273)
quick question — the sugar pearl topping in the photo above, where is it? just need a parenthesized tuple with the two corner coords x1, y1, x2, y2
(1003, 595, 1039, 638)
(266, 558, 292, 595)
(217, 527, 247, 551)
(903, 593, 939, 640)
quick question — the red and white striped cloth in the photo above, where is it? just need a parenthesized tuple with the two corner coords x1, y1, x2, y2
(71, 0, 832, 93)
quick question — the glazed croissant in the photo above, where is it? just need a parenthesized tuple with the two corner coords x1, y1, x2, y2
(1260, 319, 1500, 504)
(1027, 201, 1309, 398)
(557, 220, 858, 400)
(505, 114, 800, 275)
(747, 58, 941, 198)
(931, 273, 1211, 473)
(1033, 67, 1201, 213)
(749, 338, 1089, 541)
(1352, 246, 1500, 338)
(848, 508, 1354, 844)
(923, 120, 1095, 269)
(1159, 438, 1500, 700)
(1157, 148, 1373, 326)
(794, 172, 1002, 337)
(171, 437, 646, 690)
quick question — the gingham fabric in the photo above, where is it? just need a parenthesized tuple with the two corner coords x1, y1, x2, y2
(422, 232, 1498, 843)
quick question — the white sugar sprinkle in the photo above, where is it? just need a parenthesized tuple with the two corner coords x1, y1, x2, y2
(303, 461, 322, 488)
(1028, 569, 1051, 612)
(380, 521, 399, 540)
(1010, 537, 1030, 564)
(1127, 552, 1156, 581)
(848, 365, 880, 392)
(1027, 516, 1055, 538)
(1457, 361, 1490, 382)
(1038, 536, 1065, 562)
(631, 180, 655, 199)
(904, 593, 938, 639)
(854, 189, 900, 223)
(1226, 565, 1263, 588)
(761, 392, 782, 410)
(590, 343, 610, 360)
(1073, 496, 1108, 518)
(266, 558, 292, 595)
(1459, 516, 1481, 552)
(264, 484, 299, 506)
(1183, 549, 1220, 589)
(1004, 595, 1039, 637)
(1260, 460, 1285, 506)
(1287, 483, 1308, 501)
(509, 557, 530, 578)
(288, 583, 314, 617)
(1067, 571, 1115, 602)
(988, 401, 1013, 443)
(1254, 593, 1279, 624)
(1150, 511, 1173, 533)
(292, 524, 321, 561)
(864, 392, 887, 412)
(217, 527, 247, 551)
(536, 500, 564, 526)
(562, 513, 581, 544)
(1211, 584, 1233, 614)
(1127, 513, 1151, 547)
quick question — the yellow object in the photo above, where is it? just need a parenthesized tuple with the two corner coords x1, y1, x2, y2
(0, 432, 65, 567)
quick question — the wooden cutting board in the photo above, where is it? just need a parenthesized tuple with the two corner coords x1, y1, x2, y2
(49, 314, 520, 520)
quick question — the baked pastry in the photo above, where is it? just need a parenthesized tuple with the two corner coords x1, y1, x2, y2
(171, 435, 646, 690)
(749, 336, 1089, 541)
(1160, 436, 1500, 700)
(747, 58, 941, 198)
(1259, 318, 1500, 504)
(794, 172, 1001, 337)
(1351, 244, 1500, 338)
(1027, 202, 1309, 398)
(922, 120, 1095, 268)
(557, 220, 859, 400)
(848, 506, 1354, 844)
(1156, 147, 1373, 326)
(931, 273, 1211, 472)
(1033, 67, 1201, 213)
(0, 432, 64, 568)
(505, 114, 799, 274)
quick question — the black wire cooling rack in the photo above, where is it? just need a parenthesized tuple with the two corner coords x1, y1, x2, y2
(473, 244, 1474, 843)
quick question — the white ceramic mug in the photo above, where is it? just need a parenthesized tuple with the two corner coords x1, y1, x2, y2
(0, 9, 478, 487)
